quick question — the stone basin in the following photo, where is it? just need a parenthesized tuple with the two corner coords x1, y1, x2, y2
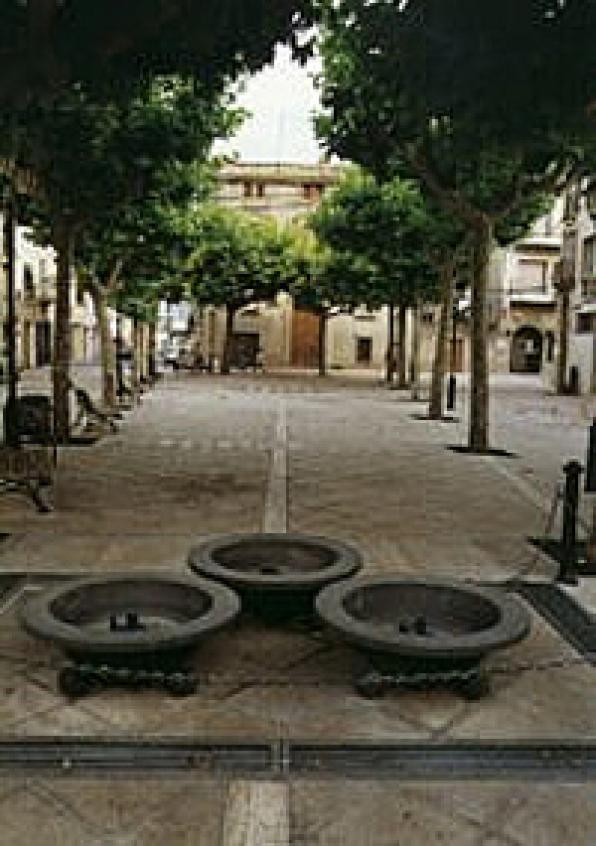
(316, 577, 531, 698)
(21, 572, 240, 668)
(188, 533, 362, 621)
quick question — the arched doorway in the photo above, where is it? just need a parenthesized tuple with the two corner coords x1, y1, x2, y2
(510, 326, 543, 373)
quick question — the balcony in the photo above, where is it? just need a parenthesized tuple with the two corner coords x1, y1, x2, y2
(507, 282, 555, 305)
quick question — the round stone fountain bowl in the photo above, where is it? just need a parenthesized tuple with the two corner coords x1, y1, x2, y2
(20, 572, 240, 667)
(188, 533, 363, 621)
(316, 576, 531, 683)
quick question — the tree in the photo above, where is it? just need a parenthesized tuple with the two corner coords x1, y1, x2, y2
(316, 3, 578, 450)
(188, 207, 289, 373)
(0, 1, 317, 106)
(309, 170, 438, 385)
(5, 77, 236, 437)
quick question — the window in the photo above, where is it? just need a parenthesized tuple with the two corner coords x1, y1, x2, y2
(256, 182, 265, 198)
(577, 314, 594, 334)
(356, 337, 372, 364)
(243, 181, 253, 198)
(582, 236, 596, 277)
(23, 264, 35, 298)
(77, 282, 85, 305)
(303, 183, 314, 200)
(514, 259, 547, 293)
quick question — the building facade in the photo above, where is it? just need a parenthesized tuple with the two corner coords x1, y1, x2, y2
(0, 217, 99, 378)
(185, 161, 393, 372)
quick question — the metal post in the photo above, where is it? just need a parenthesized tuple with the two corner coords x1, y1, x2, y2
(447, 305, 457, 411)
(559, 460, 583, 584)
(586, 418, 596, 493)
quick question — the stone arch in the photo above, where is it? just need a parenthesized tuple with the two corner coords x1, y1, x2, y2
(510, 326, 543, 374)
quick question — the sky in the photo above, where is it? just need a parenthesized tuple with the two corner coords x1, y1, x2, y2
(213, 45, 326, 165)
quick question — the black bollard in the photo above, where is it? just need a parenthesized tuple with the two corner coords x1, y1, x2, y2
(446, 375, 457, 411)
(586, 419, 596, 493)
(559, 460, 583, 584)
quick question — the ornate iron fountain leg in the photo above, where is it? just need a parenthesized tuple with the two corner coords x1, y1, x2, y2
(57, 662, 198, 698)
(355, 670, 387, 699)
(456, 670, 490, 701)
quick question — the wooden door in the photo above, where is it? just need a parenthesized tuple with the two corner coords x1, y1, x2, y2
(451, 338, 464, 373)
(291, 308, 320, 368)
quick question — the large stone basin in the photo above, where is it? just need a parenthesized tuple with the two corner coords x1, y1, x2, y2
(21, 572, 240, 669)
(188, 533, 362, 621)
(316, 577, 531, 698)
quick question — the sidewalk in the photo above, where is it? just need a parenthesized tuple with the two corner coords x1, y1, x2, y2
(0, 372, 594, 844)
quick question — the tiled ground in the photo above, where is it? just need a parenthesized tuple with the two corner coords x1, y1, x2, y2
(0, 371, 595, 844)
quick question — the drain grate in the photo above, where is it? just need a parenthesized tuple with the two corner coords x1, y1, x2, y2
(0, 739, 273, 774)
(515, 581, 596, 659)
(288, 741, 596, 781)
(0, 739, 594, 780)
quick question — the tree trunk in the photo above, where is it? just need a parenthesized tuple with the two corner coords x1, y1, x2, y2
(3, 199, 18, 446)
(221, 307, 235, 374)
(396, 305, 408, 388)
(90, 285, 117, 409)
(132, 317, 141, 390)
(429, 261, 455, 419)
(556, 288, 570, 394)
(469, 219, 492, 452)
(386, 303, 395, 384)
(318, 311, 327, 377)
(410, 300, 422, 400)
(138, 322, 146, 382)
(148, 322, 157, 378)
(52, 221, 75, 442)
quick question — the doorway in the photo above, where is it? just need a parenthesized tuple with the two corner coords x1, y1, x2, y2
(510, 326, 543, 373)
(35, 320, 52, 367)
(356, 337, 372, 365)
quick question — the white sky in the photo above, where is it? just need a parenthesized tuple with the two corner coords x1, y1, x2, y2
(213, 45, 325, 165)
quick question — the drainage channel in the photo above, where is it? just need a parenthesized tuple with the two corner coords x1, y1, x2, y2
(288, 741, 596, 781)
(0, 740, 274, 775)
(514, 581, 596, 659)
(0, 739, 595, 781)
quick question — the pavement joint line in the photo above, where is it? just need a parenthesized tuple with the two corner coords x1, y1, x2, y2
(263, 401, 288, 534)
(485, 453, 556, 517)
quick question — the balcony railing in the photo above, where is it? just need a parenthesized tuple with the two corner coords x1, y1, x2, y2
(507, 282, 554, 301)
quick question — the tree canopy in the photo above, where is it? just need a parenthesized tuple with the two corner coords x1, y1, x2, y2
(309, 170, 438, 310)
(0, 0, 316, 105)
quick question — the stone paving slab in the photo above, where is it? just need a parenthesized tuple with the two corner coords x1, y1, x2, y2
(0, 775, 226, 845)
(289, 779, 596, 846)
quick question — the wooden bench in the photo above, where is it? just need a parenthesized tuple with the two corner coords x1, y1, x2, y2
(69, 381, 119, 433)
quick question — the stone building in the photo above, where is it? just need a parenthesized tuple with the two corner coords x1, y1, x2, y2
(568, 182, 596, 393)
(490, 198, 563, 381)
(187, 161, 392, 372)
(0, 217, 99, 378)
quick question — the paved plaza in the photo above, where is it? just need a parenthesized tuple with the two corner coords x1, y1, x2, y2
(0, 370, 595, 844)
